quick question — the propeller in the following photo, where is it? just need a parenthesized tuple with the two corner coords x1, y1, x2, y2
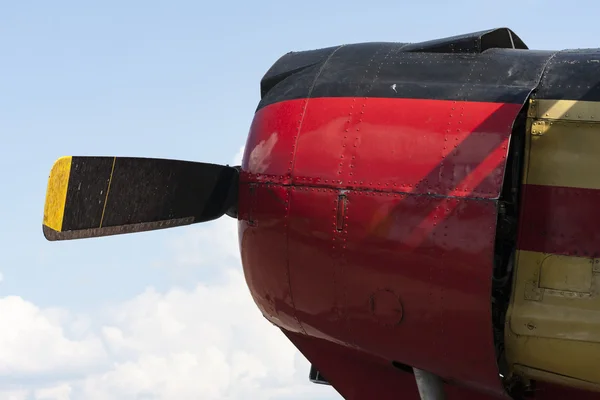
(42, 156, 239, 241)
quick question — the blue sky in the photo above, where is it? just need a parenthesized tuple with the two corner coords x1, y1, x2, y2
(0, 1, 596, 399)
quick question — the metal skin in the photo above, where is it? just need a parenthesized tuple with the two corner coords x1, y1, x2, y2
(239, 96, 516, 398)
(505, 98, 600, 391)
(237, 29, 600, 399)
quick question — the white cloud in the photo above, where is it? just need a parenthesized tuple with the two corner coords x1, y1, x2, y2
(0, 217, 340, 400)
(35, 384, 72, 400)
(0, 296, 106, 377)
(0, 390, 28, 400)
(165, 217, 239, 273)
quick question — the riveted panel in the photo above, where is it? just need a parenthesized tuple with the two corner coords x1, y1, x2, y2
(506, 97, 600, 391)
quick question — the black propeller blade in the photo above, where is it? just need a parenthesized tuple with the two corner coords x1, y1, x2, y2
(42, 156, 239, 241)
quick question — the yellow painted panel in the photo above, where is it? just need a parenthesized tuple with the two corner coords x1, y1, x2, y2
(42, 156, 72, 232)
(508, 250, 600, 339)
(506, 250, 600, 384)
(526, 120, 600, 189)
(506, 99, 600, 386)
(531, 99, 600, 122)
(539, 254, 593, 293)
(513, 365, 600, 393)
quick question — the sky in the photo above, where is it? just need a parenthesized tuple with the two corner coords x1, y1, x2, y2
(0, 1, 598, 399)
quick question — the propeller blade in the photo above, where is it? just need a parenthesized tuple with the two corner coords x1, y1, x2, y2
(42, 156, 238, 241)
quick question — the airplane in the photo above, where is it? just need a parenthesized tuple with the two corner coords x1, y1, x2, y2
(41, 27, 600, 399)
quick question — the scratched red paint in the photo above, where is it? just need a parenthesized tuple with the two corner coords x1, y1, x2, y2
(238, 183, 303, 334)
(240, 98, 304, 183)
(238, 96, 523, 398)
(290, 97, 518, 197)
(286, 187, 350, 344)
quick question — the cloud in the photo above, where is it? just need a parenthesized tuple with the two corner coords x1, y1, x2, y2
(0, 217, 340, 400)
(0, 296, 106, 377)
(35, 385, 72, 400)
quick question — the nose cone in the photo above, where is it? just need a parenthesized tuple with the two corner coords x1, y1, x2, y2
(237, 99, 306, 333)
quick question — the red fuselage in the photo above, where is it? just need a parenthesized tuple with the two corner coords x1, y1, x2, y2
(239, 96, 514, 397)
(234, 32, 600, 399)
(237, 94, 600, 400)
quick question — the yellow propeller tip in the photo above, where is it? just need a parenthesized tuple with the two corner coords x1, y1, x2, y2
(42, 156, 73, 232)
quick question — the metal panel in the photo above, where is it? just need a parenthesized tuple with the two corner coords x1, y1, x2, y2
(402, 27, 527, 53)
(506, 97, 600, 390)
(291, 96, 520, 198)
(240, 93, 523, 395)
(258, 43, 554, 110)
